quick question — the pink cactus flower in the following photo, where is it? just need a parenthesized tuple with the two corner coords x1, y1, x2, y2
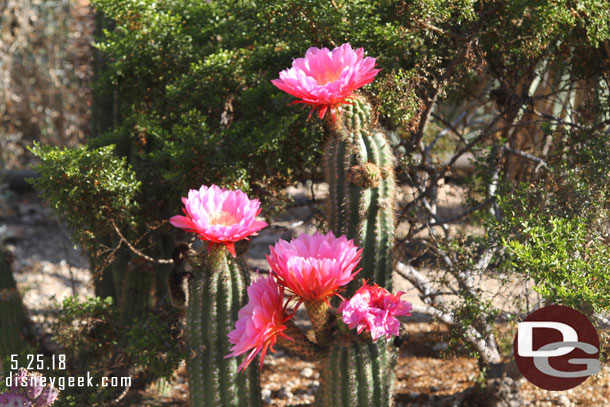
(266, 231, 362, 303)
(226, 276, 292, 372)
(271, 43, 380, 121)
(339, 280, 412, 341)
(170, 184, 267, 257)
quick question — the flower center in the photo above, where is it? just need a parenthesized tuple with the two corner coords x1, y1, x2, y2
(209, 210, 239, 226)
(313, 70, 341, 86)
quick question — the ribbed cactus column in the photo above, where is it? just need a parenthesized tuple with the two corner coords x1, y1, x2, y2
(317, 339, 398, 407)
(0, 249, 27, 358)
(320, 97, 398, 407)
(186, 245, 262, 407)
(324, 97, 396, 295)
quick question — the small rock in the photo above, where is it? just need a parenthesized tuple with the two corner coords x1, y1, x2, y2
(556, 395, 571, 407)
(301, 367, 314, 378)
(430, 385, 440, 393)
(261, 388, 272, 404)
(276, 388, 293, 399)
(0, 225, 24, 243)
(432, 342, 448, 352)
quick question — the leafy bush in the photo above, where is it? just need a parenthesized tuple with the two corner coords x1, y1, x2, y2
(505, 216, 610, 315)
(29, 144, 140, 246)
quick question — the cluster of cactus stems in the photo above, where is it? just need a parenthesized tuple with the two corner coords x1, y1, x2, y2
(175, 45, 401, 407)
(184, 245, 262, 407)
(324, 97, 396, 295)
(0, 369, 59, 407)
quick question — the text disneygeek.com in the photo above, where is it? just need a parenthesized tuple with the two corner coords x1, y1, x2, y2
(6, 372, 131, 391)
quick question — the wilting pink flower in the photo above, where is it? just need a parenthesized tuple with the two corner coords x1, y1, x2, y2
(339, 280, 412, 341)
(271, 43, 380, 120)
(1, 369, 59, 407)
(170, 184, 267, 256)
(266, 231, 362, 302)
(226, 276, 292, 372)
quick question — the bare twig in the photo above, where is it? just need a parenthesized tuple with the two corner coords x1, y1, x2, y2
(110, 219, 173, 264)
(430, 111, 468, 145)
(503, 146, 548, 170)
(412, 303, 502, 364)
(413, 198, 494, 234)
(396, 261, 444, 307)
(414, 44, 469, 149)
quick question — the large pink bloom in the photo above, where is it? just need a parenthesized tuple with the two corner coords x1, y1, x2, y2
(338, 280, 412, 341)
(170, 184, 267, 256)
(266, 231, 362, 302)
(271, 43, 380, 120)
(226, 276, 292, 372)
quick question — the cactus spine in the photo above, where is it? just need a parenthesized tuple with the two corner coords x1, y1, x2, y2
(320, 97, 398, 407)
(186, 245, 262, 407)
(317, 340, 397, 407)
(324, 97, 396, 295)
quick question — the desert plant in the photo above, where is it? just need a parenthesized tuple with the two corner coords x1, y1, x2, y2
(229, 231, 410, 407)
(29, 0, 610, 404)
(271, 43, 401, 405)
(169, 185, 267, 407)
(0, 249, 32, 360)
(228, 232, 411, 407)
(324, 97, 396, 295)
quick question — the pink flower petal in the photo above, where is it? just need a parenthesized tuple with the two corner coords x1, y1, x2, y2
(266, 231, 362, 302)
(226, 276, 291, 373)
(169, 185, 268, 256)
(339, 280, 412, 341)
(272, 43, 380, 120)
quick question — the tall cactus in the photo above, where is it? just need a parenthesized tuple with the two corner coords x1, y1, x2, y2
(270, 42, 401, 407)
(185, 246, 262, 407)
(169, 184, 267, 407)
(324, 96, 396, 295)
(0, 249, 30, 358)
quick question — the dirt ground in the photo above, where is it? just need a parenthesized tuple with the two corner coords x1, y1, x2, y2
(1, 183, 609, 406)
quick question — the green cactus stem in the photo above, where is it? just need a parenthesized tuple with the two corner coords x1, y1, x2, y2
(317, 339, 397, 407)
(0, 250, 31, 358)
(324, 97, 396, 295)
(185, 245, 262, 407)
